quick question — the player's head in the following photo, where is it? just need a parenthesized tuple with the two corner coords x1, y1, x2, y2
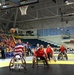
(37, 43, 39, 47)
(17, 39, 22, 44)
(61, 44, 65, 47)
(47, 44, 50, 47)
(40, 45, 44, 49)
(27, 42, 29, 44)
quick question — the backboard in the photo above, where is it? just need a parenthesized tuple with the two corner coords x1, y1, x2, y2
(1, 0, 39, 9)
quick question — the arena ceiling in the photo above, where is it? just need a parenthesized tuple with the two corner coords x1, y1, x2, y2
(0, 0, 74, 28)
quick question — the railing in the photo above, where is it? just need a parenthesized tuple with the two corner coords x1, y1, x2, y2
(15, 36, 38, 39)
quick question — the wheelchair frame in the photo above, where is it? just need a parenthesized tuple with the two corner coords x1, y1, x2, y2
(9, 54, 26, 70)
(58, 52, 68, 60)
(32, 56, 49, 68)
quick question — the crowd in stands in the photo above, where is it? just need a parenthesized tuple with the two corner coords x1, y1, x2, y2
(0, 34, 15, 58)
(0, 33, 33, 59)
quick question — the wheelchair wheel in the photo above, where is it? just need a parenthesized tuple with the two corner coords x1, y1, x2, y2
(32, 57, 41, 68)
(64, 54, 68, 60)
(9, 58, 15, 70)
(9, 56, 26, 70)
(21, 57, 26, 70)
(53, 56, 56, 62)
(32, 57, 36, 68)
(58, 53, 63, 60)
(32, 57, 49, 68)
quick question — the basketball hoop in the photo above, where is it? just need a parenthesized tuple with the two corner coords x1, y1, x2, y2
(19, 5, 28, 15)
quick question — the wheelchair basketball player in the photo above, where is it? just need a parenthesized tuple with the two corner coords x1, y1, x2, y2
(32, 45, 49, 68)
(58, 45, 68, 60)
(9, 28, 26, 70)
(46, 44, 56, 62)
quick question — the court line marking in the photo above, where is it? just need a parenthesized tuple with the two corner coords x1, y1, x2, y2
(0, 61, 74, 68)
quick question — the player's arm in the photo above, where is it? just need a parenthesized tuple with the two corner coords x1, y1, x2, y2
(34, 47, 36, 51)
(43, 49, 48, 58)
(65, 48, 67, 53)
(52, 48, 54, 56)
(33, 48, 36, 55)
(11, 34, 16, 45)
(45, 49, 48, 58)
(23, 47, 26, 58)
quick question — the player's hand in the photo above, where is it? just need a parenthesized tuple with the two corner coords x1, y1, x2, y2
(24, 56, 26, 59)
(47, 58, 49, 61)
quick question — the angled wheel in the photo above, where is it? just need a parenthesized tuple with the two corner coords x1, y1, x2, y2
(64, 54, 68, 60)
(9, 58, 15, 70)
(58, 53, 63, 60)
(21, 57, 26, 70)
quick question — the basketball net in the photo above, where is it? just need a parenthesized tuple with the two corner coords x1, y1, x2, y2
(19, 5, 28, 15)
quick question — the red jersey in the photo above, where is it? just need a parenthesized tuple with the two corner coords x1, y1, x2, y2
(60, 46, 66, 52)
(46, 47, 53, 53)
(35, 49, 45, 57)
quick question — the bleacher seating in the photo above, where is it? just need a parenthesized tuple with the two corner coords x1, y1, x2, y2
(22, 39, 58, 48)
(39, 36, 62, 46)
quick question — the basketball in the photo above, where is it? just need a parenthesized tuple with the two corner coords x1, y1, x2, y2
(10, 28, 15, 33)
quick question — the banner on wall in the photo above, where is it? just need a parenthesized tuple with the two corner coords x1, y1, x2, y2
(24, 29, 37, 36)
(15, 28, 37, 36)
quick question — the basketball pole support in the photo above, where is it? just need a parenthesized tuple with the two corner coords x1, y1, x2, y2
(13, 8, 18, 28)
(6, 13, 14, 30)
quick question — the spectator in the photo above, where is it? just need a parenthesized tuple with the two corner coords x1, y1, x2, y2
(0, 42, 6, 59)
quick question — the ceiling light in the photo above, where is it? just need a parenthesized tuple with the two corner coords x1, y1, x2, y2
(0, 3, 1, 6)
(65, 0, 69, 3)
(66, 2, 74, 5)
(65, 0, 74, 5)
(2, 5, 7, 8)
(65, 1, 70, 5)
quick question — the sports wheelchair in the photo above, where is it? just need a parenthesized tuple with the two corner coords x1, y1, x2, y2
(47, 53, 56, 62)
(9, 54, 26, 70)
(57, 52, 68, 60)
(32, 56, 49, 68)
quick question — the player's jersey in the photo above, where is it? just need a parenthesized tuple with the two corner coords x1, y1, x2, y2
(46, 47, 53, 53)
(35, 49, 45, 57)
(14, 44, 24, 52)
(60, 46, 66, 52)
